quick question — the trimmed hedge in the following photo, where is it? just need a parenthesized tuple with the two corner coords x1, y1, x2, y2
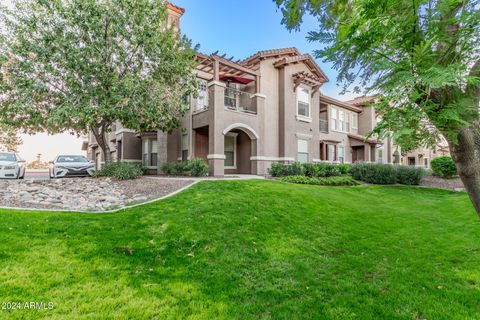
(281, 175, 359, 186)
(350, 163, 424, 185)
(269, 162, 343, 178)
(161, 158, 209, 177)
(96, 161, 145, 180)
(431, 156, 457, 179)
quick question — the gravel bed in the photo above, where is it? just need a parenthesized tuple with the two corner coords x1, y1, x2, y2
(0, 177, 195, 212)
(420, 176, 465, 191)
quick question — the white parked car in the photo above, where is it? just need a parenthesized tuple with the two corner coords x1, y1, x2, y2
(49, 155, 96, 178)
(0, 152, 26, 179)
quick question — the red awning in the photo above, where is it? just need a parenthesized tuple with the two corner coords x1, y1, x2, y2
(219, 75, 254, 84)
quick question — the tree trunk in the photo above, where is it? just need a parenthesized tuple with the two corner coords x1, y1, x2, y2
(90, 124, 112, 166)
(449, 122, 480, 217)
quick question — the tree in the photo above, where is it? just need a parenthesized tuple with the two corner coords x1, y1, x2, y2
(275, 0, 480, 216)
(0, 0, 198, 162)
(0, 123, 22, 152)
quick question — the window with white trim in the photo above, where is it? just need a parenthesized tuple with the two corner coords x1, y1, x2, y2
(338, 145, 345, 164)
(377, 147, 383, 164)
(224, 133, 236, 168)
(297, 87, 310, 118)
(328, 144, 336, 161)
(150, 139, 158, 166)
(142, 139, 148, 166)
(424, 158, 429, 168)
(297, 139, 309, 163)
(352, 113, 358, 130)
(331, 107, 337, 131)
(339, 110, 345, 132)
(181, 134, 188, 161)
(345, 113, 350, 132)
(196, 79, 209, 111)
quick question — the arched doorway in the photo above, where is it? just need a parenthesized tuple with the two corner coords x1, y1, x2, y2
(222, 124, 259, 175)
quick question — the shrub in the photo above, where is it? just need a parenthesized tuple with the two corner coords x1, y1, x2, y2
(395, 165, 424, 185)
(431, 156, 457, 179)
(269, 162, 345, 178)
(350, 162, 424, 185)
(97, 161, 144, 180)
(350, 163, 397, 184)
(337, 163, 352, 175)
(281, 175, 359, 186)
(268, 162, 289, 177)
(189, 158, 209, 177)
(161, 158, 209, 177)
(316, 163, 341, 177)
(288, 162, 306, 176)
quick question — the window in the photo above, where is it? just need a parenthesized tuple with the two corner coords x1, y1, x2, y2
(143, 139, 148, 166)
(331, 107, 337, 131)
(297, 87, 310, 118)
(377, 147, 383, 163)
(424, 158, 429, 168)
(338, 110, 345, 132)
(352, 113, 358, 130)
(337, 146, 345, 164)
(345, 113, 350, 132)
(196, 79, 209, 111)
(181, 134, 188, 161)
(297, 139, 309, 163)
(328, 144, 336, 162)
(224, 133, 236, 168)
(150, 139, 158, 166)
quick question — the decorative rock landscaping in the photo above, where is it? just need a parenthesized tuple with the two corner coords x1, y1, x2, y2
(0, 177, 195, 211)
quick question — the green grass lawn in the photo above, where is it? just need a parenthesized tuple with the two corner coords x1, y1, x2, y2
(0, 180, 479, 319)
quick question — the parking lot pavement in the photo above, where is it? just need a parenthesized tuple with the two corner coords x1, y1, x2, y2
(24, 170, 50, 180)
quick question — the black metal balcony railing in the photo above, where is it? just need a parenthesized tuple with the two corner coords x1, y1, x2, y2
(224, 87, 257, 114)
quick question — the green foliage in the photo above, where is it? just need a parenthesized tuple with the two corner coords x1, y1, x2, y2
(350, 163, 398, 184)
(337, 163, 352, 175)
(188, 158, 210, 177)
(395, 165, 424, 185)
(268, 162, 305, 177)
(0, 123, 21, 152)
(275, 0, 479, 152)
(431, 156, 457, 179)
(269, 162, 345, 178)
(350, 163, 424, 185)
(161, 158, 209, 177)
(96, 161, 144, 180)
(281, 175, 359, 186)
(0, 0, 198, 160)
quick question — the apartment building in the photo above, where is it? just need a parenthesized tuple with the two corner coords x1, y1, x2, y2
(84, 3, 397, 176)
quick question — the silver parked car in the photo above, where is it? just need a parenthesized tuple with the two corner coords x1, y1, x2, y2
(49, 155, 96, 178)
(0, 152, 26, 179)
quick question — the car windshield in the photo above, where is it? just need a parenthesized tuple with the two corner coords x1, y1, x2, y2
(0, 153, 16, 162)
(57, 156, 88, 163)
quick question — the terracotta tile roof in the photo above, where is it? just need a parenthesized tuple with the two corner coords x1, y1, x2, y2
(345, 95, 376, 106)
(273, 53, 329, 82)
(167, 2, 185, 15)
(241, 48, 300, 65)
(320, 94, 362, 112)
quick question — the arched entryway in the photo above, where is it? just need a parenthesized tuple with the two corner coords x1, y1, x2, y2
(222, 124, 259, 175)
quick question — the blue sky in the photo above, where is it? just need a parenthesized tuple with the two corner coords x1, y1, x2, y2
(174, 0, 353, 101)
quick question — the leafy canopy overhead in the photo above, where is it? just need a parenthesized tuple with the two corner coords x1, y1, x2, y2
(0, 0, 198, 137)
(276, 0, 480, 150)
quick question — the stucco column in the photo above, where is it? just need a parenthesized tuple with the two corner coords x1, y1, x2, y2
(157, 130, 168, 174)
(207, 81, 226, 177)
(250, 93, 267, 175)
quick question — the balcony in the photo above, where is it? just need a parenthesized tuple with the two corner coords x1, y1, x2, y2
(224, 87, 257, 114)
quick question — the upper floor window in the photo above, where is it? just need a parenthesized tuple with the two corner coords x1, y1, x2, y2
(297, 87, 310, 118)
(352, 113, 358, 130)
(297, 139, 309, 163)
(331, 107, 338, 131)
(196, 79, 209, 111)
